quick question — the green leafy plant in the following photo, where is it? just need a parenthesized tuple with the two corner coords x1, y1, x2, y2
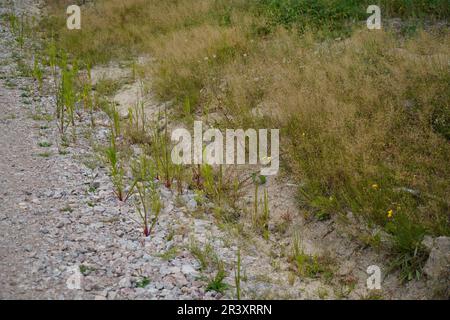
(206, 264, 229, 294)
(38, 141, 52, 147)
(136, 276, 150, 288)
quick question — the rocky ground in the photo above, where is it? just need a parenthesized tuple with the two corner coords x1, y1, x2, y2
(0, 0, 448, 300)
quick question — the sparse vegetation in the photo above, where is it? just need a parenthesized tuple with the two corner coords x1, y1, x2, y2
(8, 0, 449, 298)
(290, 232, 335, 280)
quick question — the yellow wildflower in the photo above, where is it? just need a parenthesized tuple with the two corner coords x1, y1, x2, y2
(371, 184, 379, 190)
(387, 209, 394, 218)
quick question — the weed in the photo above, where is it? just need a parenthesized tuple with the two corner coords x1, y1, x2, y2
(250, 174, 270, 238)
(234, 247, 242, 300)
(126, 100, 149, 144)
(290, 233, 334, 279)
(133, 155, 162, 237)
(56, 53, 79, 137)
(136, 276, 150, 288)
(253, 176, 259, 225)
(262, 188, 270, 240)
(206, 265, 229, 294)
(386, 212, 428, 282)
(111, 104, 121, 138)
(104, 132, 135, 202)
(316, 287, 329, 300)
(189, 239, 218, 271)
(60, 205, 73, 212)
(149, 108, 173, 188)
(4, 78, 17, 88)
(38, 141, 52, 148)
(334, 275, 357, 299)
(363, 290, 384, 300)
(37, 152, 51, 158)
(32, 56, 44, 92)
(79, 264, 95, 275)
(82, 65, 95, 127)
(156, 247, 179, 261)
(32, 113, 53, 122)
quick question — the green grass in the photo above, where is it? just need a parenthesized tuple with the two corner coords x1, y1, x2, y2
(136, 276, 151, 288)
(79, 264, 95, 276)
(290, 233, 335, 280)
(257, 0, 450, 38)
(38, 141, 52, 147)
(189, 239, 219, 271)
(386, 212, 428, 282)
(234, 248, 242, 299)
(156, 247, 179, 261)
(31, 113, 53, 121)
(206, 267, 229, 294)
(37, 152, 52, 158)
